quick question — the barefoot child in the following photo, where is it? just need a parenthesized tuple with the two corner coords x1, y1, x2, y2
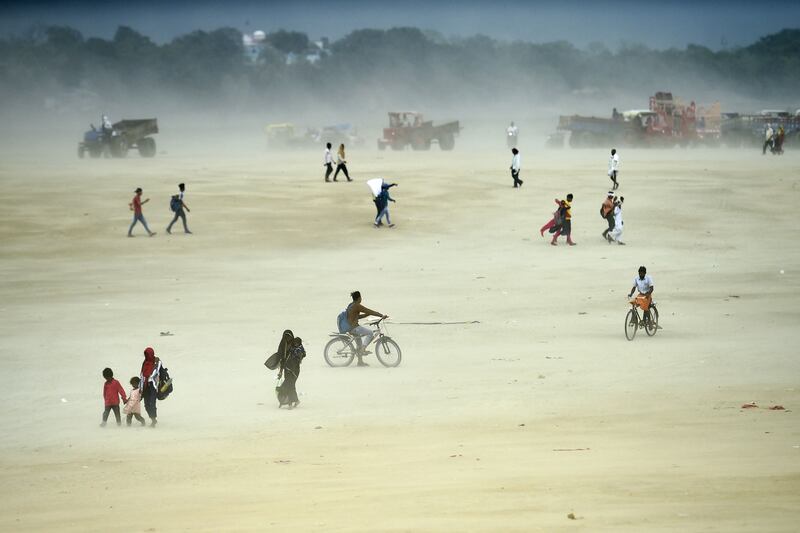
(124, 376, 146, 426)
(101, 368, 127, 427)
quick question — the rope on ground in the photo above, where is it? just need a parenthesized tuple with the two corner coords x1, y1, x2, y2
(389, 321, 480, 325)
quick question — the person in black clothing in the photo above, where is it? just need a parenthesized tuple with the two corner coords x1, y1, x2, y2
(277, 336, 305, 409)
(333, 144, 352, 181)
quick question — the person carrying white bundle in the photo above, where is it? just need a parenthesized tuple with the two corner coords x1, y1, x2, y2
(608, 196, 625, 245)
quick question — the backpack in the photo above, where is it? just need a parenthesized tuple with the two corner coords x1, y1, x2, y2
(156, 365, 174, 400)
(600, 203, 606, 218)
(337, 305, 352, 334)
(169, 196, 181, 212)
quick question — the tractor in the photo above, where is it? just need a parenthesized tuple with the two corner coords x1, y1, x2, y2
(78, 118, 158, 159)
(377, 112, 460, 151)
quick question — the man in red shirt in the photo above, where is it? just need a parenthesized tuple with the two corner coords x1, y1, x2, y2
(101, 367, 128, 426)
(128, 187, 156, 237)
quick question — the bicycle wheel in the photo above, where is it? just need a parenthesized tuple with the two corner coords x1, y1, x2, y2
(375, 337, 402, 367)
(645, 306, 659, 336)
(323, 336, 356, 367)
(625, 309, 638, 341)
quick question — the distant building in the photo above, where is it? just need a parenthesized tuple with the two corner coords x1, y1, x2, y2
(242, 31, 330, 65)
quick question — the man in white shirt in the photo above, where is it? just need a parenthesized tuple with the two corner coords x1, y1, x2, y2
(506, 121, 518, 148)
(628, 266, 654, 321)
(510, 148, 522, 188)
(323, 142, 334, 182)
(763, 124, 774, 155)
(166, 182, 192, 235)
(608, 148, 620, 190)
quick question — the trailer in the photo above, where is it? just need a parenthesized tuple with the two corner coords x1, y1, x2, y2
(377, 112, 460, 151)
(553, 92, 705, 148)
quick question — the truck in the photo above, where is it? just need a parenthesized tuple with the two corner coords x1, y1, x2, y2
(78, 118, 158, 158)
(554, 92, 704, 148)
(377, 112, 460, 151)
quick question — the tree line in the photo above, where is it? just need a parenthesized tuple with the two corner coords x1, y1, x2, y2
(0, 25, 798, 110)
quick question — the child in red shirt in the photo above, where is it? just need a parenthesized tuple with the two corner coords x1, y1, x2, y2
(101, 367, 128, 427)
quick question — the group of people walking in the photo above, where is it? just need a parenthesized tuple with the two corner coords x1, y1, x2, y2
(100, 347, 169, 427)
(532, 148, 625, 246)
(763, 124, 786, 155)
(127, 183, 192, 237)
(324, 143, 352, 182)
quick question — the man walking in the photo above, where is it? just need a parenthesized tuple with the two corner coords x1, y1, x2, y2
(506, 121, 518, 148)
(608, 148, 620, 190)
(324, 142, 334, 182)
(551, 193, 575, 246)
(166, 182, 192, 235)
(510, 148, 523, 188)
(763, 124, 774, 155)
(344, 291, 387, 367)
(601, 191, 615, 240)
(128, 187, 156, 237)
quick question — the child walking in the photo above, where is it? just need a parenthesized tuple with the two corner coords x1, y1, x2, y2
(124, 376, 146, 426)
(101, 368, 127, 427)
(277, 337, 306, 409)
(374, 182, 397, 228)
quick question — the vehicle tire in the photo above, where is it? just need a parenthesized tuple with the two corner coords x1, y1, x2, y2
(323, 336, 356, 367)
(569, 131, 586, 148)
(78, 146, 85, 159)
(625, 309, 638, 341)
(89, 146, 102, 158)
(645, 306, 659, 336)
(438, 134, 455, 150)
(375, 337, 402, 367)
(110, 137, 128, 158)
(390, 141, 405, 151)
(377, 140, 387, 151)
(411, 136, 431, 151)
(137, 137, 156, 158)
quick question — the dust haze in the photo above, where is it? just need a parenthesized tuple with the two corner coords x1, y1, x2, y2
(1, 2, 800, 532)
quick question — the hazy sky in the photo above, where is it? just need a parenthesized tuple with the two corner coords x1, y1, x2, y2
(1, 0, 798, 50)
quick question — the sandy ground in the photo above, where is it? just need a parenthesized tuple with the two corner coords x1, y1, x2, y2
(1, 139, 799, 532)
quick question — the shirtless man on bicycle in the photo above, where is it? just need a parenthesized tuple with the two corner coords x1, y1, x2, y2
(345, 291, 387, 367)
(628, 266, 654, 323)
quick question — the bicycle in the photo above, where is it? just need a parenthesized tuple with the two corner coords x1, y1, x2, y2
(323, 317, 402, 367)
(624, 300, 659, 341)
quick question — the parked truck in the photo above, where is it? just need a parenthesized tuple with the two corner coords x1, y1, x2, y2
(377, 112, 460, 151)
(554, 92, 706, 148)
(78, 118, 158, 158)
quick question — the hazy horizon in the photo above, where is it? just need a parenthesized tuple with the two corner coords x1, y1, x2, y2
(2, 0, 800, 50)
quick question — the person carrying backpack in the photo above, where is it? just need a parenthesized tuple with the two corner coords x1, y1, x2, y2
(166, 183, 192, 235)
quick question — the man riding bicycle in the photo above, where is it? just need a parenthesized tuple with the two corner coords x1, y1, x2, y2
(628, 266, 654, 323)
(342, 291, 387, 367)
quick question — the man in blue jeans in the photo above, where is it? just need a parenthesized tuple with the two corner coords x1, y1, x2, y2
(345, 291, 387, 366)
(128, 187, 156, 237)
(166, 182, 192, 234)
